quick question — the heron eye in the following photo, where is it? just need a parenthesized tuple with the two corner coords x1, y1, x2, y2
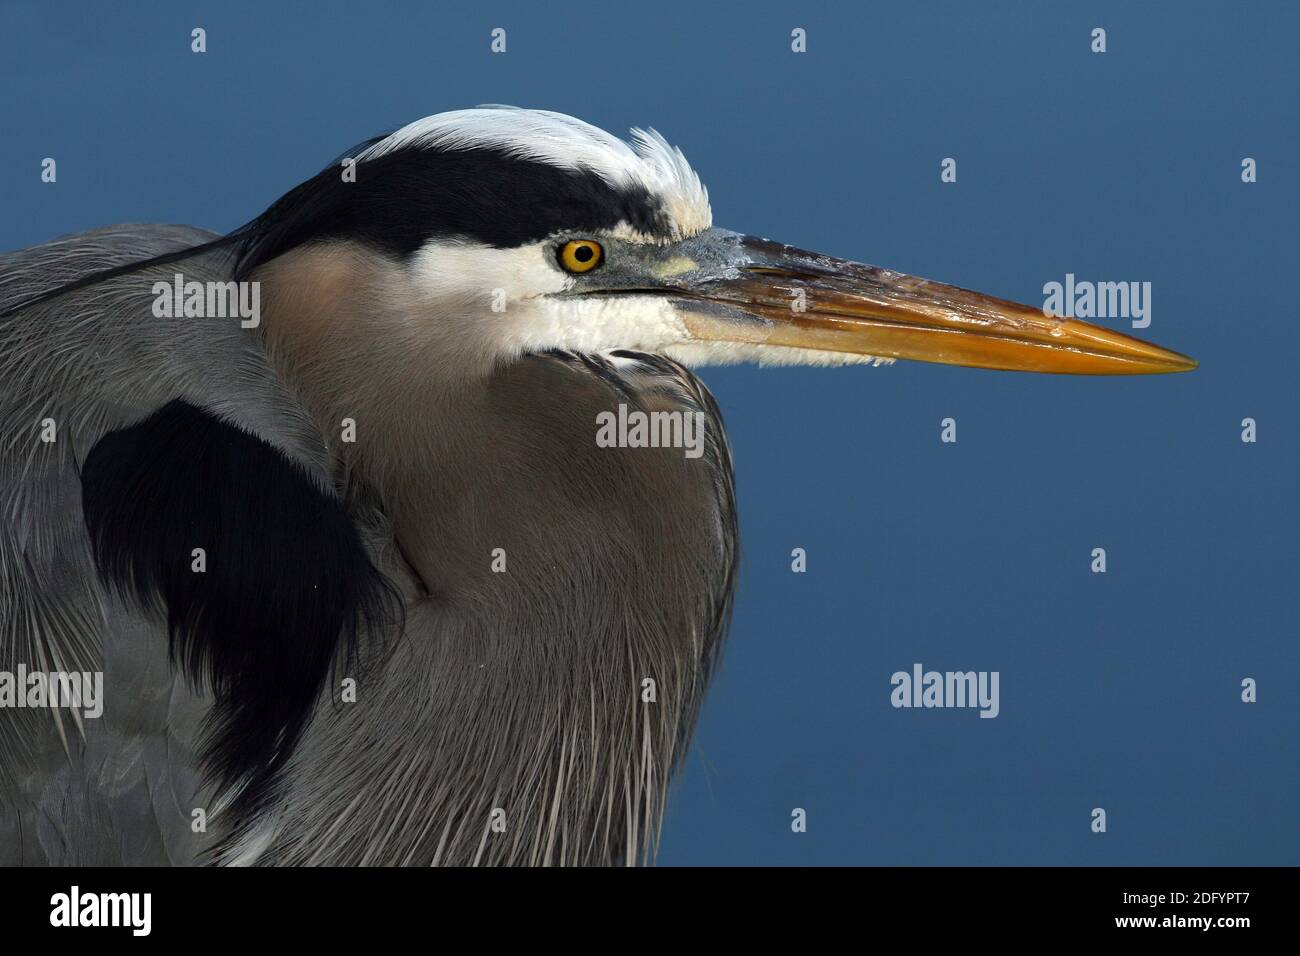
(558, 239, 604, 274)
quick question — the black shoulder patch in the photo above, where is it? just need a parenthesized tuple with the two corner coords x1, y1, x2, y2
(81, 399, 396, 817)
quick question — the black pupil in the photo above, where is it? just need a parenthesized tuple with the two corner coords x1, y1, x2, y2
(573, 245, 594, 263)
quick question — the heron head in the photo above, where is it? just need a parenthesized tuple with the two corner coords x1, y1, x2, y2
(243, 106, 1195, 379)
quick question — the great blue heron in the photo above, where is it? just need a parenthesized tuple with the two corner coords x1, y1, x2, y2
(0, 107, 1194, 866)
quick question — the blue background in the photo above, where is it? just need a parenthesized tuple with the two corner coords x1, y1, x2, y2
(2, 1, 1293, 865)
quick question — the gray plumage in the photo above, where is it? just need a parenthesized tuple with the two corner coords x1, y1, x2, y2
(0, 224, 736, 866)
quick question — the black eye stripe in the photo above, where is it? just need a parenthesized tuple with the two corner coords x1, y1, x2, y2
(232, 144, 672, 277)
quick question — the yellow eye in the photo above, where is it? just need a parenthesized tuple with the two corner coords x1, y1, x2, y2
(558, 239, 604, 274)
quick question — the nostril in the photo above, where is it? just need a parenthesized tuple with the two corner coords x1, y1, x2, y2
(744, 265, 822, 281)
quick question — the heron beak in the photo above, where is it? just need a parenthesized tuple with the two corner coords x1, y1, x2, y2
(670, 234, 1196, 374)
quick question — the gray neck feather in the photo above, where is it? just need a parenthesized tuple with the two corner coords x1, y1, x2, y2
(244, 273, 737, 865)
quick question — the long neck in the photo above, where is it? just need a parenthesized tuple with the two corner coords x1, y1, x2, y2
(246, 268, 735, 865)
